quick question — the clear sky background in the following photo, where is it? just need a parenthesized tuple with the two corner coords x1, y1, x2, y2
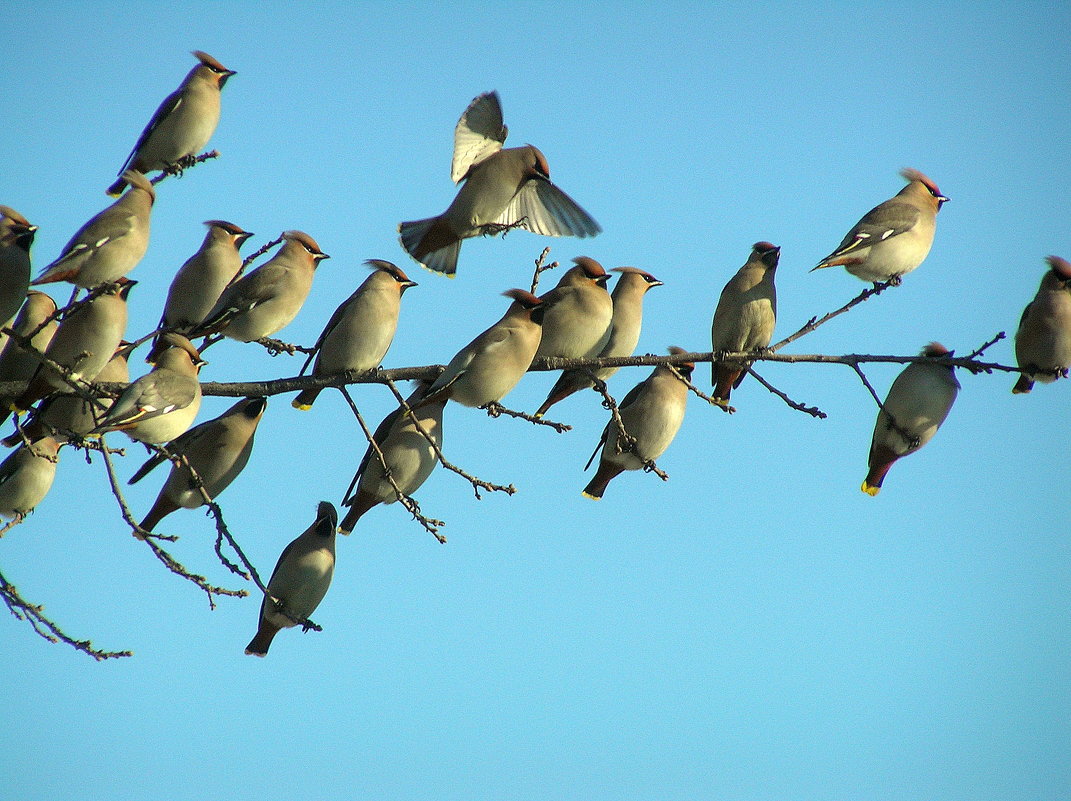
(3, 2, 1069, 799)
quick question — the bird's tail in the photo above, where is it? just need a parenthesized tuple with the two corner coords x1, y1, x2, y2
(398, 218, 461, 277)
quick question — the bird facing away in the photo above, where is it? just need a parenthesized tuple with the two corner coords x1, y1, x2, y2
(398, 91, 601, 276)
(0, 436, 61, 520)
(192, 230, 329, 342)
(107, 51, 236, 196)
(339, 380, 445, 534)
(419, 289, 545, 408)
(33, 171, 155, 288)
(813, 168, 948, 284)
(534, 256, 614, 361)
(1012, 255, 1071, 394)
(246, 501, 337, 657)
(11, 278, 134, 415)
(161, 220, 254, 334)
(0, 206, 36, 326)
(5, 341, 134, 446)
(129, 396, 267, 532)
(710, 241, 779, 406)
(583, 347, 693, 500)
(862, 342, 960, 496)
(292, 260, 417, 410)
(93, 333, 204, 445)
(0, 291, 59, 415)
(535, 266, 662, 418)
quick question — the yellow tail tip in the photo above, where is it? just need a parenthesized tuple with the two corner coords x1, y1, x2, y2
(336, 527, 352, 535)
(291, 400, 312, 411)
(581, 491, 601, 501)
(860, 481, 880, 496)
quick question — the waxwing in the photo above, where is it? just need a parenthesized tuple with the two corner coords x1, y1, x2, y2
(813, 168, 948, 284)
(293, 260, 417, 410)
(535, 256, 613, 361)
(161, 220, 253, 334)
(33, 172, 154, 288)
(0, 292, 58, 415)
(420, 289, 544, 408)
(399, 91, 601, 276)
(535, 266, 662, 417)
(93, 334, 204, 444)
(1012, 255, 1071, 393)
(862, 342, 959, 495)
(0, 206, 36, 325)
(338, 380, 444, 534)
(710, 242, 779, 406)
(0, 436, 60, 521)
(192, 231, 328, 342)
(583, 347, 692, 500)
(245, 501, 337, 657)
(107, 51, 235, 196)
(130, 396, 267, 532)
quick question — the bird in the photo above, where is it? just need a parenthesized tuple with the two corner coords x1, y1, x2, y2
(160, 220, 254, 334)
(106, 51, 236, 196)
(0, 206, 36, 327)
(0, 436, 61, 521)
(129, 396, 267, 532)
(534, 256, 613, 361)
(710, 241, 780, 406)
(0, 291, 59, 416)
(419, 289, 545, 408)
(92, 333, 204, 445)
(582, 347, 693, 500)
(245, 501, 337, 657)
(292, 260, 417, 410)
(1012, 255, 1071, 394)
(11, 278, 134, 416)
(33, 171, 155, 288)
(862, 342, 960, 496)
(535, 266, 662, 418)
(813, 168, 948, 284)
(191, 230, 329, 342)
(4, 341, 134, 446)
(338, 380, 444, 534)
(398, 91, 601, 276)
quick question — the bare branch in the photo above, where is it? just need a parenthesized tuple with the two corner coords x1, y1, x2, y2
(746, 367, 828, 419)
(483, 400, 572, 433)
(529, 247, 559, 295)
(770, 280, 897, 352)
(148, 150, 220, 187)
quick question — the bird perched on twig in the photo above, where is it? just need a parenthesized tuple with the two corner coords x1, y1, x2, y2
(106, 51, 236, 196)
(0, 206, 36, 326)
(293, 260, 417, 410)
(862, 342, 959, 496)
(710, 241, 779, 407)
(246, 501, 337, 657)
(813, 168, 948, 284)
(534, 256, 613, 361)
(0, 437, 61, 522)
(1012, 255, 1071, 394)
(399, 91, 601, 276)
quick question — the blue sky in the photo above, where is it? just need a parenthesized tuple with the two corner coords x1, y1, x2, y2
(2, 2, 1069, 799)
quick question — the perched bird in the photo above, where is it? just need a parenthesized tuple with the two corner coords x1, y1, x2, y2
(12, 279, 134, 415)
(399, 91, 601, 276)
(293, 260, 417, 410)
(160, 220, 254, 334)
(862, 342, 960, 496)
(0, 291, 59, 415)
(5, 341, 134, 446)
(129, 396, 267, 532)
(33, 171, 155, 288)
(192, 230, 328, 342)
(813, 168, 948, 284)
(92, 334, 204, 444)
(420, 289, 545, 408)
(0, 437, 60, 521)
(0, 206, 36, 326)
(535, 266, 662, 417)
(1012, 255, 1071, 394)
(710, 241, 780, 406)
(246, 501, 337, 657)
(534, 256, 613, 361)
(583, 347, 693, 500)
(338, 380, 444, 534)
(106, 51, 236, 196)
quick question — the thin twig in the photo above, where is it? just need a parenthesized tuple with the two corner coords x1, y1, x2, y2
(588, 377, 668, 481)
(746, 367, 827, 419)
(848, 363, 920, 450)
(770, 280, 897, 352)
(529, 247, 559, 295)
(148, 150, 220, 186)
(482, 400, 571, 432)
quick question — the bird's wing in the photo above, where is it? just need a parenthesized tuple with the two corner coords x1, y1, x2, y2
(343, 405, 406, 504)
(451, 91, 507, 183)
(116, 87, 185, 175)
(197, 265, 286, 333)
(100, 373, 197, 429)
(823, 199, 922, 261)
(496, 178, 602, 238)
(127, 420, 212, 484)
(39, 206, 138, 280)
